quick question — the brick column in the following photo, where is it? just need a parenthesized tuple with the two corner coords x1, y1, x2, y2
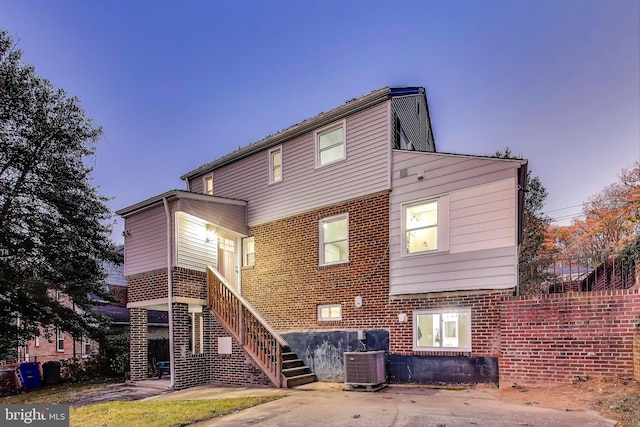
(130, 307, 148, 382)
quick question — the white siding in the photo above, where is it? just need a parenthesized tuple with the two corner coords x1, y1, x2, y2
(201, 102, 391, 226)
(390, 151, 521, 295)
(176, 212, 217, 272)
(124, 205, 169, 277)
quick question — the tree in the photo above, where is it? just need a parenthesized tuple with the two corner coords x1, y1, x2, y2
(494, 148, 551, 294)
(546, 161, 640, 259)
(0, 30, 120, 360)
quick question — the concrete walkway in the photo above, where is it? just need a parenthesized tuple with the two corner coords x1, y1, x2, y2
(140, 381, 616, 427)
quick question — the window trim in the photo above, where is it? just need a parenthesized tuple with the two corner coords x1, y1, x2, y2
(319, 213, 349, 266)
(268, 146, 283, 184)
(203, 174, 214, 195)
(242, 237, 255, 267)
(82, 335, 91, 358)
(314, 120, 346, 168)
(413, 308, 471, 352)
(56, 329, 64, 352)
(317, 304, 342, 321)
(401, 195, 450, 257)
(188, 306, 204, 355)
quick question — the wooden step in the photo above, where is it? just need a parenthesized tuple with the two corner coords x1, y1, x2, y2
(282, 366, 310, 378)
(282, 352, 298, 361)
(283, 373, 316, 388)
(282, 358, 304, 370)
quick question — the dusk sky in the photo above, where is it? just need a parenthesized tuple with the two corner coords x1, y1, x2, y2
(3, 0, 639, 244)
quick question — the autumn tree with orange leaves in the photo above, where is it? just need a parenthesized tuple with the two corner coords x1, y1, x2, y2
(546, 161, 640, 260)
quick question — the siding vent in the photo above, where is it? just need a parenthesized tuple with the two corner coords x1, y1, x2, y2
(399, 168, 408, 178)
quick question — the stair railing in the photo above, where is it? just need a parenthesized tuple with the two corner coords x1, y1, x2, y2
(206, 266, 287, 387)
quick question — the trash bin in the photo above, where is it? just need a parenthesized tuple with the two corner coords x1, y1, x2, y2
(42, 361, 61, 386)
(18, 362, 40, 389)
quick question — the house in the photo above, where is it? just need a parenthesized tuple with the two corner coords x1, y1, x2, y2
(117, 86, 527, 390)
(21, 246, 169, 367)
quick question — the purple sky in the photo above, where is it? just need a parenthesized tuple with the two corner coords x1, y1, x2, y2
(3, 0, 639, 244)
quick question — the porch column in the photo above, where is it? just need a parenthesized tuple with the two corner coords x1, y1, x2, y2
(130, 307, 148, 382)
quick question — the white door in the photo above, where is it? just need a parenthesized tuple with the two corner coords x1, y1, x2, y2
(218, 235, 238, 290)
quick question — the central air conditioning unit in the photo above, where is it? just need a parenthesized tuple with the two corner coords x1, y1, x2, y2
(344, 351, 386, 390)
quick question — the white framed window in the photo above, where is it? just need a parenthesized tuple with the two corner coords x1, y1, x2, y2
(319, 213, 349, 265)
(56, 329, 64, 352)
(82, 336, 91, 357)
(315, 120, 346, 167)
(318, 304, 342, 321)
(269, 146, 282, 184)
(402, 196, 449, 255)
(35, 336, 40, 348)
(413, 309, 471, 352)
(203, 174, 214, 195)
(242, 237, 255, 267)
(56, 290, 64, 302)
(189, 306, 204, 355)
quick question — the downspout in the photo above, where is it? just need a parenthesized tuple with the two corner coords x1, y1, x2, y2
(163, 197, 175, 389)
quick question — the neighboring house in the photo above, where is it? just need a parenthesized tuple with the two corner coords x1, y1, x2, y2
(22, 246, 169, 365)
(117, 86, 527, 390)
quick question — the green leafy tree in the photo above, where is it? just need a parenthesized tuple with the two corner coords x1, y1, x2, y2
(0, 30, 120, 360)
(495, 148, 551, 294)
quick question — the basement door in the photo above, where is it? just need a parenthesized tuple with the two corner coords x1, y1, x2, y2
(218, 235, 238, 290)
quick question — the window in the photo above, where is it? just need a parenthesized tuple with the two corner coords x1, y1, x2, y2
(403, 196, 449, 255)
(82, 336, 91, 357)
(315, 121, 346, 167)
(319, 214, 348, 265)
(413, 309, 471, 352)
(242, 237, 255, 267)
(219, 237, 235, 252)
(189, 306, 204, 355)
(203, 174, 213, 195)
(56, 329, 64, 352)
(318, 304, 342, 321)
(269, 146, 282, 183)
(35, 336, 39, 348)
(405, 201, 438, 253)
(56, 290, 64, 302)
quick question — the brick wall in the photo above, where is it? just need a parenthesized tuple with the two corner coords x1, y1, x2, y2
(127, 269, 168, 303)
(500, 289, 640, 386)
(389, 290, 509, 356)
(242, 191, 391, 331)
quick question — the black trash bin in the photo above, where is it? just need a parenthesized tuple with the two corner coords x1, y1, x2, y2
(42, 361, 61, 386)
(18, 362, 40, 389)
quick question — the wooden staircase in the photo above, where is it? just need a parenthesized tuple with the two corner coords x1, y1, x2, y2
(281, 347, 315, 387)
(206, 266, 315, 388)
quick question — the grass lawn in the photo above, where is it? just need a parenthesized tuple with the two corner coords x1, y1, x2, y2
(1, 379, 119, 405)
(70, 396, 284, 427)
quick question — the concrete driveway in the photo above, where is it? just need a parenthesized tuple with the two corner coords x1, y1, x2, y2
(146, 382, 616, 427)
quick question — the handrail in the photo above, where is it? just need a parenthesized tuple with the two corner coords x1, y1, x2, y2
(207, 266, 288, 347)
(206, 266, 287, 387)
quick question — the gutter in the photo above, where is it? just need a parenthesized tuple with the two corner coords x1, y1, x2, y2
(163, 197, 175, 389)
